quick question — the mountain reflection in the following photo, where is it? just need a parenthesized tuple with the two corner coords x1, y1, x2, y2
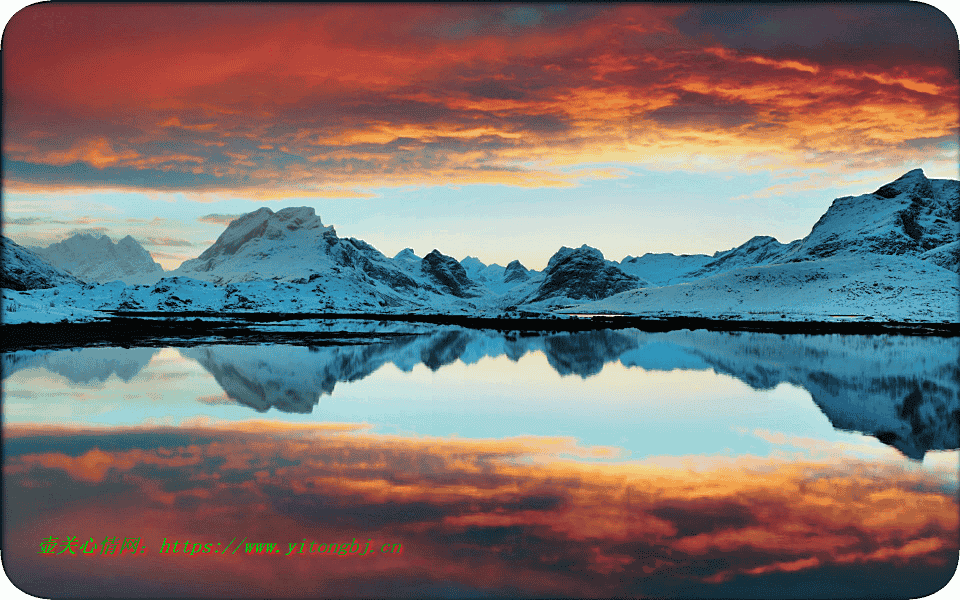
(4, 422, 956, 599)
(173, 329, 957, 460)
(2, 347, 159, 383)
(4, 328, 958, 460)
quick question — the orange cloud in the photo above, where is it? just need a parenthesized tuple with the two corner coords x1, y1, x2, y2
(3, 422, 956, 597)
(2, 4, 957, 196)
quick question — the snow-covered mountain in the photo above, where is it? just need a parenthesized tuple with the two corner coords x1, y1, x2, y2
(176, 207, 337, 281)
(571, 169, 959, 320)
(460, 256, 487, 279)
(503, 260, 530, 284)
(616, 169, 958, 287)
(785, 168, 958, 262)
(461, 256, 507, 284)
(172, 207, 478, 311)
(573, 253, 958, 321)
(1, 236, 84, 290)
(3, 169, 957, 323)
(168, 206, 529, 308)
(33, 233, 163, 283)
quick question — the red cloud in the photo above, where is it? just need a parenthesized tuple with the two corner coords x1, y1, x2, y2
(3, 4, 957, 195)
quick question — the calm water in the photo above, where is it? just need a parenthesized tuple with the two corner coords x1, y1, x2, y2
(3, 324, 958, 598)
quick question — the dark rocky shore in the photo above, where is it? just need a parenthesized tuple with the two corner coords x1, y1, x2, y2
(3, 312, 958, 352)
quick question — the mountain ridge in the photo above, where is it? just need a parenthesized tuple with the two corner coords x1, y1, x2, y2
(32, 233, 163, 283)
(3, 169, 958, 322)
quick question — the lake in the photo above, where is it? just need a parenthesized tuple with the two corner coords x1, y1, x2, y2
(3, 323, 958, 598)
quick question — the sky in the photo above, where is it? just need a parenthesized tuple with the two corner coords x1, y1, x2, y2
(3, 3, 959, 271)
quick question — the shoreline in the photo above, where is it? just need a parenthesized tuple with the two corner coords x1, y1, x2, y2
(3, 312, 958, 351)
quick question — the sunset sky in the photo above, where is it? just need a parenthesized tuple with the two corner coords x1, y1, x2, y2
(3, 3, 959, 270)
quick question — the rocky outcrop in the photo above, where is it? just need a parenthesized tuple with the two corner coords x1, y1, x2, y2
(420, 250, 478, 298)
(503, 260, 530, 284)
(532, 245, 641, 302)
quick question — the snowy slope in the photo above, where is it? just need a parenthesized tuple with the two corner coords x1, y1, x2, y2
(618, 237, 800, 286)
(920, 240, 960, 272)
(686, 236, 801, 280)
(617, 253, 714, 286)
(1, 236, 84, 291)
(34, 233, 163, 283)
(1, 288, 106, 324)
(569, 254, 959, 322)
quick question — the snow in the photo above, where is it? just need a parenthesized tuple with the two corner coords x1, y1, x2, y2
(2, 288, 106, 324)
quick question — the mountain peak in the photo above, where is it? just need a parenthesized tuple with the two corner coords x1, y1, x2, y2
(420, 249, 477, 297)
(275, 206, 317, 222)
(873, 168, 932, 199)
(394, 248, 419, 260)
(788, 168, 956, 261)
(534, 244, 638, 302)
(545, 245, 604, 273)
(503, 259, 530, 284)
(459, 256, 488, 279)
(187, 206, 335, 268)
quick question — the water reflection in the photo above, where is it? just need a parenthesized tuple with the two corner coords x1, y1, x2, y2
(3, 325, 959, 597)
(9, 328, 954, 459)
(3, 347, 159, 384)
(4, 422, 956, 598)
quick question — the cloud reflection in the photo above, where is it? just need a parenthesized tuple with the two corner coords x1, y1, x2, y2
(3, 422, 956, 598)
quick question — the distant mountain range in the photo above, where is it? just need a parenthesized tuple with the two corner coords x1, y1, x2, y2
(30, 233, 164, 283)
(2, 169, 958, 322)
